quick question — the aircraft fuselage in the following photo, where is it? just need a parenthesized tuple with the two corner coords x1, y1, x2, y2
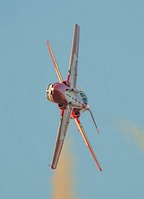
(46, 82, 88, 110)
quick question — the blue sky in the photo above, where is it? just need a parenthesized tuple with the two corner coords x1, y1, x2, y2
(0, 0, 144, 198)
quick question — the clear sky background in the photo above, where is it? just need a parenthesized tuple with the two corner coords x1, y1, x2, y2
(0, 0, 144, 199)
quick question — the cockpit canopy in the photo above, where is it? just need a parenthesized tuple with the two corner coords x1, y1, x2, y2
(79, 91, 88, 105)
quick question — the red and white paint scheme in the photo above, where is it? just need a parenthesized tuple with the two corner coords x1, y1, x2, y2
(46, 24, 102, 172)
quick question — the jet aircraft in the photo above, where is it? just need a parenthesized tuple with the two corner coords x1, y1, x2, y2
(46, 24, 102, 171)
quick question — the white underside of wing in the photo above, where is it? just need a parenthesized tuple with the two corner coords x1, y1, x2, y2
(69, 53, 78, 88)
(51, 105, 72, 169)
(67, 24, 80, 88)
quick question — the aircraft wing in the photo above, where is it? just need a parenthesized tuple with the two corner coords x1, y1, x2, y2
(51, 105, 72, 169)
(67, 24, 80, 88)
(74, 117, 102, 171)
(47, 41, 63, 83)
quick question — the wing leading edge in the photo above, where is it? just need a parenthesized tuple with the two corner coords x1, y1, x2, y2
(47, 41, 63, 83)
(51, 105, 72, 169)
(74, 117, 102, 172)
(67, 24, 80, 88)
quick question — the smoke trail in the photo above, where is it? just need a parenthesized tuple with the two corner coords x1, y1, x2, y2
(51, 138, 77, 199)
(116, 118, 144, 150)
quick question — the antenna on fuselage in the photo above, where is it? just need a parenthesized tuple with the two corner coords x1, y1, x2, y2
(78, 85, 83, 91)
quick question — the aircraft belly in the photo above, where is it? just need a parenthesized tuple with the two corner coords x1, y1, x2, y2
(64, 90, 83, 108)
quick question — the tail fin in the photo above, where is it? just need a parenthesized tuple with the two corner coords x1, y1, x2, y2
(46, 41, 63, 83)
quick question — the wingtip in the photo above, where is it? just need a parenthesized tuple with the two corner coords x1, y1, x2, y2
(48, 163, 56, 170)
(51, 164, 56, 170)
(75, 24, 80, 28)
